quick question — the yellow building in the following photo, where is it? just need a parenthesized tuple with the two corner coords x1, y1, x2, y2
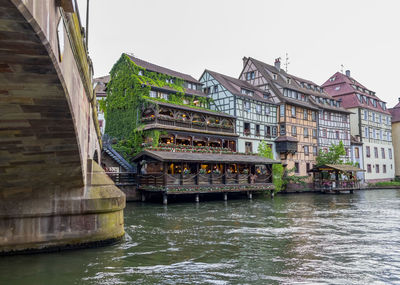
(389, 99, 400, 178)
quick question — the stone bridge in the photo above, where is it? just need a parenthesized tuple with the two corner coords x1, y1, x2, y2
(0, 0, 125, 254)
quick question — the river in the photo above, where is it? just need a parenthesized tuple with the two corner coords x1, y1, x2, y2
(1, 189, 400, 284)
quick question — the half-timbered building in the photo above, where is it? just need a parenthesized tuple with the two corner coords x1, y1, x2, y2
(239, 57, 319, 183)
(106, 55, 280, 201)
(322, 70, 394, 182)
(127, 56, 239, 150)
(295, 76, 352, 158)
(199, 70, 278, 155)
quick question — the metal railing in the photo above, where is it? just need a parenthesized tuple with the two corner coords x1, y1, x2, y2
(106, 172, 136, 185)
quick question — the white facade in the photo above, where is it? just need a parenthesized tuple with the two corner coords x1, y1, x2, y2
(350, 143, 365, 181)
(349, 107, 395, 181)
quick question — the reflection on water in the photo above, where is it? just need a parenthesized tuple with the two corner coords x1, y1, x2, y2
(1, 190, 400, 284)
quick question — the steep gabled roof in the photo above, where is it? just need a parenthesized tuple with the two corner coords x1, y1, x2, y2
(322, 71, 390, 114)
(125, 54, 199, 83)
(389, 99, 400, 123)
(204, 69, 276, 104)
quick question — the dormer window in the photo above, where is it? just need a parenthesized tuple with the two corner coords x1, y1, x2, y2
(213, 85, 218, 93)
(329, 76, 336, 82)
(241, 89, 254, 96)
(272, 73, 277, 80)
(334, 86, 341, 91)
(356, 93, 361, 102)
(287, 78, 291, 84)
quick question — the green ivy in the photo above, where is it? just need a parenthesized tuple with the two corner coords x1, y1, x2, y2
(103, 53, 211, 161)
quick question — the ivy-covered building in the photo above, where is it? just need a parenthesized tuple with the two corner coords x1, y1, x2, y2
(199, 70, 278, 155)
(103, 54, 280, 200)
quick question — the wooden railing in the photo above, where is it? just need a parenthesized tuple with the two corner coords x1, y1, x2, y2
(106, 172, 136, 185)
(314, 180, 361, 191)
(142, 116, 235, 134)
(139, 172, 272, 188)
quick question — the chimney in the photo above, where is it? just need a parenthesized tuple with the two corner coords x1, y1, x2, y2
(274, 58, 281, 71)
(242, 57, 248, 67)
(345, 70, 351, 77)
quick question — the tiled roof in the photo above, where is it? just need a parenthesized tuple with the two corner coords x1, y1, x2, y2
(246, 57, 327, 111)
(204, 69, 275, 104)
(133, 150, 281, 164)
(126, 54, 199, 83)
(389, 100, 400, 123)
(321, 72, 390, 114)
(94, 75, 109, 97)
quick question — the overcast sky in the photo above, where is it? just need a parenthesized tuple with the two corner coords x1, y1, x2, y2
(77, 0, 400, 108)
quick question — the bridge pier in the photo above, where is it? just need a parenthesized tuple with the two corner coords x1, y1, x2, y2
(0, 160, 125, 255)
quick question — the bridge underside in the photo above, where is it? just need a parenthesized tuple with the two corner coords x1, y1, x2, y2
(0, 0, 125, 254)
(0, 0, 83, 198)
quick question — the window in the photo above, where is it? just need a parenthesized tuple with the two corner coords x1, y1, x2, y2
(376, 164, 380, 173)
(280, 124, 286, 135)
(371, 113, 375, 122)
(372, 129, 376, 139)
(366, 146, 370, 157)
(149, 90, 157, 98)
(374, 147, 378, 158)
(273, 74, 277, 80)
(304, 128, 309, 138)
(336, 131, 340, 139)
(255, 124, 260, 136)
(294, 162, 299, 173)
(303, 109, 308, 120)
(272, 126, 277, 137)
(213, 85, 218, 93)
(312, 129, 317, 138)
(379, 115, 382, 124)
(160, 93, 168, 100)
(245, 142, 253, 153)
(334, 86, 341, 91)
(183, 99, 189, 105)
(280, 105, 285, 118)
(241, 89, 254, 96)
(138, 70, 143, 76)
(265, 126, 271, 137)
(291, 106, 296, 117)
(381, 148, 385, 159)
(364, 110, 368, 120)
(367, 164, 372, 173)
(380, 130, 383, 140)
(287, 78, 291, 84)
(243, 101, 251, 112)
(265, 106, 270, 115)
(188, 82, 192, 89)
(313, 146, 318, 156)
(291, 126, 297, 136)
(389, 148, 392, 159)
(311, 111, 316, 121)
(329, 76, 336, 82)
(355, 147, 359, 158)
(256, 104, 262, 114)
(364, 127, 369, 138)
(323, 129, 327, 138)
(246, 71, 255, 80)
(244, 122, 250, 136)
(304, 145, 309, 155)
(383, 165, 387, 173)
(306, 163, 310, 172)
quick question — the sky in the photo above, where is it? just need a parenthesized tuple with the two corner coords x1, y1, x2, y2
(77, 0, 400, 108)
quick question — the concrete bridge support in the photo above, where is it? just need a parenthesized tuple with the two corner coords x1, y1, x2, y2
(0, 0, 125, 254)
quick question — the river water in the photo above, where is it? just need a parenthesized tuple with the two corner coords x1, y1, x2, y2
(1, 189, 400, 284)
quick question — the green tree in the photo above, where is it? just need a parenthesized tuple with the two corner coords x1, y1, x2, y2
(316, 141, 346, 166)
(258, 141, 284, 193)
